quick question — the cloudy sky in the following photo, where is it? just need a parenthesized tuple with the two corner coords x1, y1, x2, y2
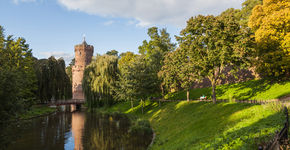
(1, 0, 243, 64)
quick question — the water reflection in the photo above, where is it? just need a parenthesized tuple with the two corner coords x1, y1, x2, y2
(5, 106, 152, 150)
(71, 111, 84, 150)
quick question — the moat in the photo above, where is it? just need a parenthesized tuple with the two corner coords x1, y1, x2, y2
(5, 106, 152, 150)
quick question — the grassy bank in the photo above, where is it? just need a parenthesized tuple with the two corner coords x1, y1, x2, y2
(102, 100, 286, 149)
(166, 79, 290, 101)
(19, 105, 57, 120)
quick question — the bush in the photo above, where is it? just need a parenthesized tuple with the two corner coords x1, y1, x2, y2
(129, 119, 153, 136)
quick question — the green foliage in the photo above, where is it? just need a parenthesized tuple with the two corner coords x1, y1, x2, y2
(115, 27, 176, 106)
(158, 49, 182, 92)
(159, 48, 200, 101)
(83, 55, 119, 108)
(106, 100, 285, 149)
(65, 58, 75, 83)
(177, 13, 253, 103)
(166, 79, 290, 101)
(0, 26, 37, 123)
(129, 119, 153, 136)
(19, 105, 56, 120)
(249, 0, 290, 78)
(138, 27, 176, 94)
(106, 50, 119, 56)
(118, 51, 137, 73)
(115, 56, 157, 101)
(237, 0, 263, 27)
(34, 56, 72, 102)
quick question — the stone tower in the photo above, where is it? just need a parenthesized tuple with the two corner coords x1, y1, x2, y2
(72, 39, 94, 100)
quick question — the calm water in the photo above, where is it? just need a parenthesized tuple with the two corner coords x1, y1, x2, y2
(5, 106, 152, 150)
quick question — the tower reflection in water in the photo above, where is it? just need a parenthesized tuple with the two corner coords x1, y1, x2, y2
(6, 105, 152, 150)
(71, 105, 84, 150)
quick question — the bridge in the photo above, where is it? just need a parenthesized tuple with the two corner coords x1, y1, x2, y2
(47, 99, 85, 106)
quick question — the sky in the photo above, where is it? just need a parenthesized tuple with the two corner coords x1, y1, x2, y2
(0, 0, 244, 64)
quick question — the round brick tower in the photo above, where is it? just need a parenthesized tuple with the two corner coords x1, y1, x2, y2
(72, 40, 94, 100)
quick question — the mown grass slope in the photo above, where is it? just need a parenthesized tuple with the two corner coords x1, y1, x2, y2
(103, 101, 286, 150)
(166, 79, 290, 101)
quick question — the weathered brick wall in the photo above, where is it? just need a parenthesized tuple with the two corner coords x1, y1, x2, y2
(72, 42, 94, 100)
(192, 66, 259, 89)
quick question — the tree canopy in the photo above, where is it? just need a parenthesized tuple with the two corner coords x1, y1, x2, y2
(249, 0, 290, 78)
(0, 26, 37, 122)
(177, 13, 252, 103)
(138, 27, 176, 94)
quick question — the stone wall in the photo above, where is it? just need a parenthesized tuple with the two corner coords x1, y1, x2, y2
(72, 42, 94, 100)
(192, 66, 258, 89)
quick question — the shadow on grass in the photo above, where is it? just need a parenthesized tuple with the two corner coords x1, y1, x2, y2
(143, 101, 257, 149)
(216, 79, 271, 100)
(201, 111, 285, 149)
(168, 79, 290, 101)
(112, 99, 287, 149)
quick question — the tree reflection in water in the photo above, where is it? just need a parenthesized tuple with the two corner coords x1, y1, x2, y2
(83, 113, 152, 150)
(5, 108, 152, 150)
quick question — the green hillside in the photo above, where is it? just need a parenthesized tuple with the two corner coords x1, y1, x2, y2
(103, 101, 287, 149)
(166, 79, 290, 101)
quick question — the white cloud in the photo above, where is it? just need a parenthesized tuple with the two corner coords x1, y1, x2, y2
(40, 51, 74, 65)
(57, 0, 243, 27)
(12, 0, 36, 4)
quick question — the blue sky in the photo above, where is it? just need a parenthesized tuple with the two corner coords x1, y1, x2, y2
(0, 0, 243, 64)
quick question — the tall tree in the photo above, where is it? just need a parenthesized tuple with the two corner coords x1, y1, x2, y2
(178, 13, 252, 103)
(249, 0, 290, 78)
(114, 52, 137, 108)
(0, 26, 37, 122)
(158, 50, 182, 95)
(159, 48, 200, 101)
(138, 27, 176, 94)
(116, 55, 156, 113)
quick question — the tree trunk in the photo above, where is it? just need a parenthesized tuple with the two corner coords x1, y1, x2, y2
(131, 99, 133, 108)
(212, 82, 216, 104)
(141, 99, 144, 114)
(187, 89, 190, 102)
(160, 85, 163, 107)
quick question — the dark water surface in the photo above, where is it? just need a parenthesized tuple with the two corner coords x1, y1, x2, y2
(5, 107, 152, 150)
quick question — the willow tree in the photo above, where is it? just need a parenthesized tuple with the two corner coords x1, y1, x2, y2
(82, 55, 119, 108)
(34, 56, 71, 102)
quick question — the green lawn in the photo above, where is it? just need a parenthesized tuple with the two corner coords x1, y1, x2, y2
(165, 79, 290, 101)
(103, 100, 287, 149)
(19, 105, 57, 120)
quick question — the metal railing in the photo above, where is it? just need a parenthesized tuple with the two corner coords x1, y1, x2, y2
(262, 107, 289, 150)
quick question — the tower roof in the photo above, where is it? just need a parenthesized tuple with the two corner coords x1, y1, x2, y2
(82, 35, 87, 45)
(82, 40, 87, 45)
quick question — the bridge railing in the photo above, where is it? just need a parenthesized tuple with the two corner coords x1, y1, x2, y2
(47, 99, 85, 106)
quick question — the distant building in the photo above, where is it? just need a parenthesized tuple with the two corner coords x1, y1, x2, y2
(72, 39, 94, 100)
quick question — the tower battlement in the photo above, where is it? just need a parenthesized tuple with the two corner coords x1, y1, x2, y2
(72, 40, 94, 100)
